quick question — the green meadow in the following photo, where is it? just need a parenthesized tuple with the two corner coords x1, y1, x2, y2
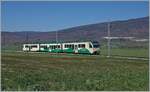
(1, 51, 149, 91)
(100, 48, 149, 58)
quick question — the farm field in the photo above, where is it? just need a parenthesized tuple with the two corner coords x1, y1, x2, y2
(1, 51, 149, 91)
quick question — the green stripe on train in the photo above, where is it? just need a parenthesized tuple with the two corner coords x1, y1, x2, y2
(40, 49, 49, 52)
(78, 48, 91, 54)
(51, 49, 63, 53)
(63, 48, 74, 53)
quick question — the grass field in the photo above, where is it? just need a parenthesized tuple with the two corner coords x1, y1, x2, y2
(1, 51, 149, 91)
(100, 48, 149, 58)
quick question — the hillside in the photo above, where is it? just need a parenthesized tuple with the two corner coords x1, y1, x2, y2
(1, 16, 149, 45)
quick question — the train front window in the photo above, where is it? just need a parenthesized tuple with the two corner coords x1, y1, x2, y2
(92, 42, 100, 48)
(89, 44, 92, 48)
(93, 44, 99, 48)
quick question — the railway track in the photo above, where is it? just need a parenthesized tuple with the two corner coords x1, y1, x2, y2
(3, 50, 149, 61)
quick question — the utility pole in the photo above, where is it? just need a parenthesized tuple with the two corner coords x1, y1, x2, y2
(26, 31, 29, 52)
(26, 32, 28, 44)
(38, 39, 40, 51)
(56, 30, 58, 54)
(56, 30, 58, 44)
(107, 20, 111, 58)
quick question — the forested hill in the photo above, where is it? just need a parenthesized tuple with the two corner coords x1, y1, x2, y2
(1, 16, 149, 45)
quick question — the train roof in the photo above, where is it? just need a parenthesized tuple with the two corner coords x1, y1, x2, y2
(24, 41, 99, 44)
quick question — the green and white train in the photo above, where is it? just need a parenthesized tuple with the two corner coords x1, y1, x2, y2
(23, 41, 100, 54)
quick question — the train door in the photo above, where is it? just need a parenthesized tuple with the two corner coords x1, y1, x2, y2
(74, 44, 78, 53)
(61, 44, 63, 50)
(29, 45, 31, 52)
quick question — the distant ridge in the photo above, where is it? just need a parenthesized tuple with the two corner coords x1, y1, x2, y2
(1, 16, 149, 45)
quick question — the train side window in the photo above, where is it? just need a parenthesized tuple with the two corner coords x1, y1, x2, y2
(51, 46, 53, 49)
(69, 44, 74, 49)
(75, 45, 77, 48)
(72, 44, 74, 49)
(78, 44, 81, 48)
(67, 45, 69, 48)
(25, 45, 29, 48)
(44, 46, 47, 49)
(68, 45, 70, 48)
(54, 45, 56, 49)
(82, 44, 85, 48)
(69, 45, 72, 48)
(49, 46, 51, 49)
(56, 45, 58, 48)
(67, 44, 71, 48)
(31, 45, 37, 48)
(78, 44, 85, 48)
(65, 45, 67, 48)
(89, 44, 92, 48)
(40, 46, 47, 49)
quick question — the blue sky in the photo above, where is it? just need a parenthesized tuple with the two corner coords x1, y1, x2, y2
(2, 1, 149, 32)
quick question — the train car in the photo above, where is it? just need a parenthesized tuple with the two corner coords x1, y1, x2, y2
(23, 41, 100, 54)
(49, 43, 63, 53)
(62, 42, 100, 54)
(23, 44, 40, 52)
(39, 44, 49, 52)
